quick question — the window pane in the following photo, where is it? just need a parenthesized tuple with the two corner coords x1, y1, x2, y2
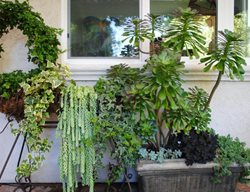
(69, 0, 139, 58)
(150, 0, 217, 54)
(234, 0, 250, 56)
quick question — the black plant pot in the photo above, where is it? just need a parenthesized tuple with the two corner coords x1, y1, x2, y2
(137, 159, 242, 192)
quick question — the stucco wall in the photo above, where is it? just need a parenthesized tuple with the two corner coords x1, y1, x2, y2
(1, 0, 250, 183)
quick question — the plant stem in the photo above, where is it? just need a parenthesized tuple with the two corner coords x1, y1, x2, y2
(156, 109, 164, 148)
(138, 45, 151, 55)
(205, 71, 223, 109)
(163, 121, 173, 147)
(124, 172, 132, 192)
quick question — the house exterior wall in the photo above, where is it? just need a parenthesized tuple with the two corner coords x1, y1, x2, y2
(0, 0, 250, 183)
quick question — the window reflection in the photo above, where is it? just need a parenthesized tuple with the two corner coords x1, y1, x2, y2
(234, 0, 250, 56)
(70, 0, 139, 57)
(70, 0, 217, 58)
(151, 0, 216, 54)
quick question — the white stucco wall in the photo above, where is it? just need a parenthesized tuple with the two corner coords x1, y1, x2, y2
(0, 0, 250, 183)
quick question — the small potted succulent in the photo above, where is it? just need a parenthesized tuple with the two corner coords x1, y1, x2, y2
(121, 8, 249, 192)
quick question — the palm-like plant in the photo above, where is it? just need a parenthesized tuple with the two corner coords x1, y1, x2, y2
(201, 30, 246, 108)
(122, 8, 212, 148)
(122, 8, 246, 149)
(164, 8, 207, 57)
(123, 8, 207, 57)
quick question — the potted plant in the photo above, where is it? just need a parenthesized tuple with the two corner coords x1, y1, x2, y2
(124, 8, 249, 192)
(95, 8, 249, 192)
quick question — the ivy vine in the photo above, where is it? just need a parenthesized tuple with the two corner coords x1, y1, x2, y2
(57, 84, 97, 192)
(94, 64, 153, 184)
(0, 0, 62, 65)
(0, 0, 68, 178)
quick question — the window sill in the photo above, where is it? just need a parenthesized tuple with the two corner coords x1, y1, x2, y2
(67, 58, 250, 82)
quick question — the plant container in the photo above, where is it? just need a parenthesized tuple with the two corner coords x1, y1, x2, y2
(137, 159, 242, 192)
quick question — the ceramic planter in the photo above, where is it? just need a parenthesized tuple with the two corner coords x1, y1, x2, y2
(137, 159, 242, 192)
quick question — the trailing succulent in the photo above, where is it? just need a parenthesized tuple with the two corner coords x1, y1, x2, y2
(57, 84, 97, 192)
(0, 0, 68, 178)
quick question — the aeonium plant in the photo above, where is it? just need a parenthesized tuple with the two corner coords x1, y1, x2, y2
(121, 8, 246, 164)
(124, 8, 211, 151)
(94, 8, 247, 183)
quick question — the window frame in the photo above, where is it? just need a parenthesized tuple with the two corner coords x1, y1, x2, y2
(61, 0, 149, 72)
(61, 0, 250, 80)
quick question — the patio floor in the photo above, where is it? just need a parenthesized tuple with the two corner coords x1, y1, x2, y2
(0, 183, 250, 192)
(0, 183, 138, 192)
(237, 183, 250, 192)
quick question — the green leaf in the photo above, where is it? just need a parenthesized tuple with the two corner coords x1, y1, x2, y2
(158, 87, 166, 101)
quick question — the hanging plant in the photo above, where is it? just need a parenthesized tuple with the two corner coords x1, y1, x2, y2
(0, 0, 69, 178)
(57, 84, 97, 192)
(0, 69, 40, 121)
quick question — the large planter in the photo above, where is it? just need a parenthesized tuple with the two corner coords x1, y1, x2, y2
(137, 159, 242, 192)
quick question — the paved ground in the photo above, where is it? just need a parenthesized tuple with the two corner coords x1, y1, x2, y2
(237, 183, 250, 192)
(0, 186, 54, 192)
(0, 183, 137, 192)
(0, 183, 250, 192)
(0, 185, 61, 192)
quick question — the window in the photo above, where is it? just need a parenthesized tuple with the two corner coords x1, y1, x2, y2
(69, 0, 139, 58)
(62, 0, 249, 76)
(234, 0, 250, 56)
(61, 0, 148, 70)
(67, 0, 216, 59)
(150, 0, 216, 54)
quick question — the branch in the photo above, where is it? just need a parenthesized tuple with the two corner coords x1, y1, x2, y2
(155, 109, 164, 147)
(138, 46, 151, 55)
(138, 41, 161, 55)
(205, 71, 223, 109)
(163, 121, 173, 147)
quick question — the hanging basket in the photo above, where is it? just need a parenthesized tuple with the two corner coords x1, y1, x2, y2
(0, 91, 24, 122)
(0, 89, 61, 123)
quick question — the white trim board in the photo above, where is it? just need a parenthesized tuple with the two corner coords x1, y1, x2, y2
(70, 70, 250, 82)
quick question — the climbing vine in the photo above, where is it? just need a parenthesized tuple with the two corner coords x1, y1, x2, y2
(0, 0, 68, 178)
(57, 84, 97, 192)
